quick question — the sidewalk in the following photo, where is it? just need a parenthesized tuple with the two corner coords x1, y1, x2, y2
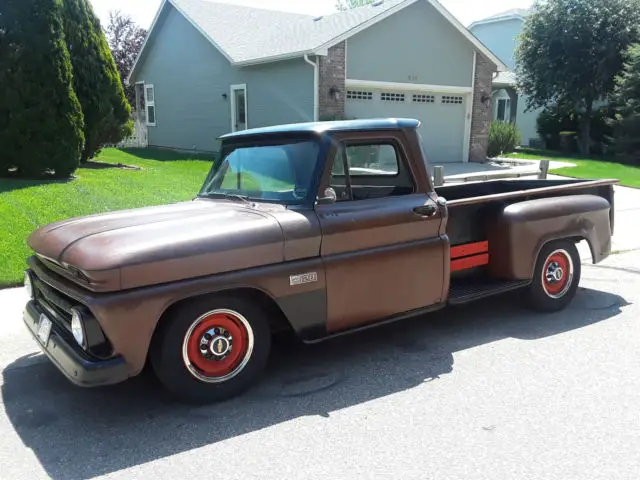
(432, 157, 576, 183)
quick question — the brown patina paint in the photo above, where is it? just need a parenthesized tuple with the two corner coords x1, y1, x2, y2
(23, 119, 618, 381)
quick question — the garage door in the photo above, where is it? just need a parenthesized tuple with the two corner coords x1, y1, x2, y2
(345, 88, 468, 163)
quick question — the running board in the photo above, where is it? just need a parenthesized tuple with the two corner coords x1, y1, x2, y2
(448, 279, 531, 305)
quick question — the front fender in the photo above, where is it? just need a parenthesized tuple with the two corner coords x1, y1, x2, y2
(486, 194, 612, 280)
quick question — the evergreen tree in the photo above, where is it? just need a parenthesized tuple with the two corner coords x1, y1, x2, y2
(62, 0, 132, 161)
(0, 0, 84, 178)
(610, 43, 640, 163)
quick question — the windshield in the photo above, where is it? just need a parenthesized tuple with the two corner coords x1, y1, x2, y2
(198, 139, 321, 203)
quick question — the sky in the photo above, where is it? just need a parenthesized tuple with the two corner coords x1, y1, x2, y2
(90, 0, 533, 30)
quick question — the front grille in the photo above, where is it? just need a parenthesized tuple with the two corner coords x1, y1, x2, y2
(31, 274, 79, 331)
(29, 267, 115, 359)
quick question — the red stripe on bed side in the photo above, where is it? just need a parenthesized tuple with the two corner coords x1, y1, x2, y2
(450, 241, 489, 260)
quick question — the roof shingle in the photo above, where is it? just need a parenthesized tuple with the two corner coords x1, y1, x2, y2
(129, 0, 509, 81)
(171, 0, 408, 63)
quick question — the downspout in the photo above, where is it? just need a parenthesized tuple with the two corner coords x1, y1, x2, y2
(304, 53, 319, 122)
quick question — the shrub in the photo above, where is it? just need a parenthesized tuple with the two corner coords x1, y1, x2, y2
(536, 102, 614, 154)
(0, 0, 85, 178)
(487, 121, 521, 158)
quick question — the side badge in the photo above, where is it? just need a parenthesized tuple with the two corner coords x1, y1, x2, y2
(290, 272, 318, 286)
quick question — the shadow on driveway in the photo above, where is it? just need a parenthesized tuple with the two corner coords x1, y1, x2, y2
(1, 287, 629, 479)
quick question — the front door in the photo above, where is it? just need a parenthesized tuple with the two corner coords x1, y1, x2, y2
(231, 84, 247, 132)
(315, 131, 447, 333)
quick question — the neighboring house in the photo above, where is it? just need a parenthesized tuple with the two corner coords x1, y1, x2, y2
(468, 8, 544, 147)
(127, 0, 508, 163)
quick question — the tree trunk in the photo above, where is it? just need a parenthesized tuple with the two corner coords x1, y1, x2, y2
(578, 101, 593, 155)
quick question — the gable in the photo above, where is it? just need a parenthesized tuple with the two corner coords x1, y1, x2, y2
(469, 18, 524, 71)
(347, 1, 474, 86)
(129, 0, 507, 84)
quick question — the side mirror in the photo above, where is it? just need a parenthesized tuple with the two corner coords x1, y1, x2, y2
(316, 187, 337, 205)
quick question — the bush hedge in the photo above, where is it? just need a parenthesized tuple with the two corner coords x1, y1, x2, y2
(488, 121, 521, 158)
(0, 0, 85, 178)
(536, 103, 615, 155)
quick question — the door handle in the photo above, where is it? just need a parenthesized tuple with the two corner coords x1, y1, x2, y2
(413, 204, 437, 217)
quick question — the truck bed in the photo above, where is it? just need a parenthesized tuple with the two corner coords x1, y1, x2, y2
(437, 177, 617, 304)
(437, 177, 617, 246)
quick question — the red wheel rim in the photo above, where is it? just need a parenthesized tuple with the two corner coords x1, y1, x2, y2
(183, 310, 252, 381)
(542, 250, 573, 298)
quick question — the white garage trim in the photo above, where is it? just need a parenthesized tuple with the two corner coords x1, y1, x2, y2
(345, 79, 472, 94)
(462, 51, 477, 163)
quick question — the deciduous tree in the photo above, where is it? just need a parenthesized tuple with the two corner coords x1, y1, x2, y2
(515, 0, 640, 155)
(105, 10, 147, 107)
(609, 43, 640, 162)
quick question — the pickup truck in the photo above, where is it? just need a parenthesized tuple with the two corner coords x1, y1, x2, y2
(22, 118, 617, 404)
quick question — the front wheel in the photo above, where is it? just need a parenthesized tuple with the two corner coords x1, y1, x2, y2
(525, 239, 581, 312)
(149, 295, 272, 404)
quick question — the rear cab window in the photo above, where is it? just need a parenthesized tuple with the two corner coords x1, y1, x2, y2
(328, 138, 416, 201)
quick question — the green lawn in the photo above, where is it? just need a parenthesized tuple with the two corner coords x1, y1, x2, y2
(0, 148, 217, 288)
(505, 149, 640, 188)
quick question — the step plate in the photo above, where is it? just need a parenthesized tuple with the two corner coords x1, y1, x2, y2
(448, 279, 531, 305)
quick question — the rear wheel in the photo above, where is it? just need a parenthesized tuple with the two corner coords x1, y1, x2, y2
(150, 295, 272, 404)
(525, 239, 581, 312)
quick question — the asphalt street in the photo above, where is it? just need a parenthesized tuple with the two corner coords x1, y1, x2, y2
(0, 184, 639, 480)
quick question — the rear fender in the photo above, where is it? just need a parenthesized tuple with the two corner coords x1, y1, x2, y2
(486, 194, 612, 280)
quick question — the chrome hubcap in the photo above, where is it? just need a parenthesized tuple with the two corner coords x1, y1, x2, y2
(541, 249, 574, 299)
(182, 309, 255, 384)
(546, 262, 565, 284)
(199, 327, 233, 360)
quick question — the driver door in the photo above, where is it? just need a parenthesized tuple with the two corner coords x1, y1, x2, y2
(315, 131, 447, 333)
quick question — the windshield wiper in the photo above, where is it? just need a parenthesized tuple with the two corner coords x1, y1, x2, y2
(198, 192, 253, 204)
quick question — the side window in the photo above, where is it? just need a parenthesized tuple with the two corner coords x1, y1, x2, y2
(345, 144, 399, 176)
(328, 140, 414, 201)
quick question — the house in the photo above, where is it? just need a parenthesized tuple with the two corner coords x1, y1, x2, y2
(468, 8, 544, 148)
(127, 0, 508, 163)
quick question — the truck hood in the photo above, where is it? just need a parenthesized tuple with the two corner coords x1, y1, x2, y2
(27, 199, 286, 291)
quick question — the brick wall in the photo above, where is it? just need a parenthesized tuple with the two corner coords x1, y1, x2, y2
(469, 52, 495, 162)
(318, 42, 346, 120)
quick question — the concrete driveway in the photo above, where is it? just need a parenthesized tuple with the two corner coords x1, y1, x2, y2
(0, 180, 639, 480)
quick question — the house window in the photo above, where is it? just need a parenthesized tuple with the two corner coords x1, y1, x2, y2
(347, 90, 373, 100)
(413, 94, 435, 103)
(144, 84, 156, 126)
(381, 92, 405, 102)
(442, 95, 463, 105)
(496, 98, 511, 122)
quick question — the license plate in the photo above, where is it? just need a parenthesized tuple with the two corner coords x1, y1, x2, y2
(37, 314, 52, 346)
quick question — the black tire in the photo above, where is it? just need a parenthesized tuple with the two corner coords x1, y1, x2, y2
(525, 239, 581, 313)
(149, 294, 272, 404)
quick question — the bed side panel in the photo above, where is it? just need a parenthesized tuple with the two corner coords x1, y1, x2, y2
(486, 194, 612, 280)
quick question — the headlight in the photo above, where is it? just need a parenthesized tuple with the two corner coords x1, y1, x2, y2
(70, 308, 85, 347)
(24, 271, 34, 299)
